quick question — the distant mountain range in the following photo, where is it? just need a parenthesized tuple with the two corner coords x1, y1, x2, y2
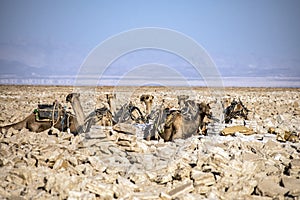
(0, 59, 77, 77)
(1, 58, 299, 78)
(1, 38, 299, 86)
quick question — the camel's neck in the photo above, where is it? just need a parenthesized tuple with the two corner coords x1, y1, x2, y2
(70, 95, 86, 129)
(108, 97, 116, 116)
(178, 100, 185, 110)
(145, 101, 152, 115)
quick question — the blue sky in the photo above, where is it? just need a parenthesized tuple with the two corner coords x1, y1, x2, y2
(0, 0, 300, 86)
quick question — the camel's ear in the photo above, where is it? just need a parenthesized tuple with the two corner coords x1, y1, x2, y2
(66, 93, 73, 102)
(207, 103, 211, 109)
(140, 95, 145, 102)
(66, 93, 80, 102)
(106, 93, 116, 99)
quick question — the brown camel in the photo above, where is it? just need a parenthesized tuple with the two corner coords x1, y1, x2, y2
(0, 101, 78, 134)
(1, 93, 114, 135)
(66, 93, 114, 132)
(161, 100, 211, 142)
(140, 94, 154, 116)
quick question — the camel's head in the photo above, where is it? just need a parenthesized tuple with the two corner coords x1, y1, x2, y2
(222, 98, 231, 109)
(95, 107, 113, 126)
(140, 94, 154, 103)
(66, 93, 80, 103)
(106, 93, 116, 101)
(177, 95, 189, 108)
(198, 102, 211, 118)
(140, 95, 154, 114)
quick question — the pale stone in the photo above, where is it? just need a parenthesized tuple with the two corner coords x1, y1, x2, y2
(113, 123, 137, 135)
(85, 182, 114, 199)
(168, 181, 194, 198)
(88, 156, 107, 172)
(242, 151, 261, 161)
(68, 191, 96, 200)
(132, 192, 159, 199)
(159, 192, 172, 200)
(191, 170, 215, 186)
(282, 175, 300, 197)
(1, 86, 300, 199)
(155, 173, 173, 184)
(256, 177, 289, 197)
(194, 185, 211, 195)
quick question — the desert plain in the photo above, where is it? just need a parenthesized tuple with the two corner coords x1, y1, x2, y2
(0, 85, 300, 199)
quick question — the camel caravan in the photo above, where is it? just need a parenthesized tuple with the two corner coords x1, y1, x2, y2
(0, 90, 261, 142)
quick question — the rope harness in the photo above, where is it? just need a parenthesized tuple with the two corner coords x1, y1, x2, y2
(33, 101, 71, 132)
(224, 99, 250, 123)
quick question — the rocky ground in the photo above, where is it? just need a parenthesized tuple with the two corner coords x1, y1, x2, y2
(0, 85, 299, 200)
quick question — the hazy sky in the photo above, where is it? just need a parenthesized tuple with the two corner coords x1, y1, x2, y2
(0, 0, 299, 82)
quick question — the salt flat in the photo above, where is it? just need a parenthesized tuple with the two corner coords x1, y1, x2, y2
(0, 85, 299, 199)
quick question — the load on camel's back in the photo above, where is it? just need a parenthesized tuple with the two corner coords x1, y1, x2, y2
(223, 98, 250, 124)
(0, 100, 78, 134)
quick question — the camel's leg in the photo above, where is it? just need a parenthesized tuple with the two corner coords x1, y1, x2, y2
(171, 114, 183, 140)
(145, 102, 152, 116)
(1, 120, 26, 132)
(28, 121, 52, 132)
(162, 127, 172, 141)
(0, 114, 34, 132)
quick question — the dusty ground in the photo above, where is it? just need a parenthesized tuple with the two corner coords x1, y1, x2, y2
(0, 85, 299, 199)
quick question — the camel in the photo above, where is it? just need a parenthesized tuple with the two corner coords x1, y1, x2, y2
(140, 94, 154, 116)
(66, 93, 113, 132)
(144, 95, 211, 142)
(160, 97, 211, 141)
(0, 101, 78, 134)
